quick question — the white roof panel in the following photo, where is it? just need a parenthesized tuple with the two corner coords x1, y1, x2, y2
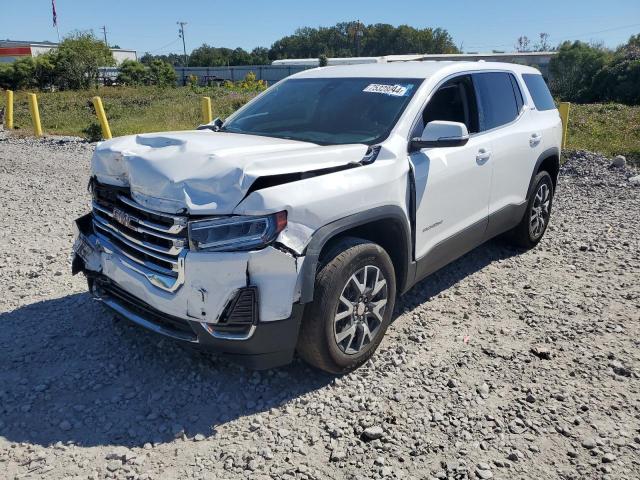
(291, 61, 541, 80)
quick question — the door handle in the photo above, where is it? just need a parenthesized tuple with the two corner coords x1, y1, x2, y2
(476, 148, 491, 164)
(530, 133, 542, 146)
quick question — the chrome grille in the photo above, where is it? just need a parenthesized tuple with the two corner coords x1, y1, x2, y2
(91, 183, 188, 292)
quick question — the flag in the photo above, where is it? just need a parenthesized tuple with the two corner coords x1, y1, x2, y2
(52, 0, 57, 27)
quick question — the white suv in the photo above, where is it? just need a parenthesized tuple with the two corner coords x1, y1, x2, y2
(72, 61, 562, 373)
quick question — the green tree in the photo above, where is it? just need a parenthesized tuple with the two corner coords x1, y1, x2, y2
(117, 59, 147, 85)
(591, 34, 640, 104)
(250, 47, 270, 65)
(147, 59, 177, 86)
(54, 31, 115, 89)
(549, 41, 611, 102)
(189, 44, 226, 66)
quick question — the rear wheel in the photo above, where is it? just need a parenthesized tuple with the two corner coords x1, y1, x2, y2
(508, 171, 554, 249)
(297, 238, 396, 374)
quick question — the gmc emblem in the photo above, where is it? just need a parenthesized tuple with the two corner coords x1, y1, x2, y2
(113, 208, 133, 228)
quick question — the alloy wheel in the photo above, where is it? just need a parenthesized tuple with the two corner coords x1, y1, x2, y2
(333, 265, 388, 355)
(530, 182, 551, 239)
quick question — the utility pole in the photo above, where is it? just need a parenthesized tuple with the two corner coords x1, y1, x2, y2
(353, 20, 363, 57)
(177, 21, 188, 66)
(101, 25, 108, 46)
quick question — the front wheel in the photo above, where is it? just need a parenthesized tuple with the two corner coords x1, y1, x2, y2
(297, 238, 396, 374)
(508, 170, 554, 249)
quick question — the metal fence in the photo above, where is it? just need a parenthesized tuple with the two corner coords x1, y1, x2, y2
(175, 65, 313, 86)
(97, 65, 312, 87)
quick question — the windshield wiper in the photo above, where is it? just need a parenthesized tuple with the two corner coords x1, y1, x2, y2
(197, 117, 225, 132)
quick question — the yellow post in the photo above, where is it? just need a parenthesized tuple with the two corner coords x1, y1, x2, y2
(558, 102, 570, 149)
(5, 90, 14, 129)
(92, 96, 112, 140)
(201, 96, 212, 124)
(28, 93, 43, 137)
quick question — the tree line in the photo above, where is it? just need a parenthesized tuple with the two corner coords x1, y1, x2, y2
(142, 22, 459, 67)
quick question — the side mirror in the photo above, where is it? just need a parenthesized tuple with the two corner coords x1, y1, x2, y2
(410, 121, 469, 151)
(197, 117, 224, 132)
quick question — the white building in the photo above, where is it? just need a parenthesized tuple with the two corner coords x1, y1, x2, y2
(0, 39, 137, 65)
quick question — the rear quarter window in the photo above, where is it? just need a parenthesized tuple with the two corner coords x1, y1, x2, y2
(522, 74, 556, 111)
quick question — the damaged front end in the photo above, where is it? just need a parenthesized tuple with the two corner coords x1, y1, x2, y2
(71, 183, 306, 369)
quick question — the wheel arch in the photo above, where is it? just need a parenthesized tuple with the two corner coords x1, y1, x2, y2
(299, 206, 412, 304)
(527, 147, 559, 200)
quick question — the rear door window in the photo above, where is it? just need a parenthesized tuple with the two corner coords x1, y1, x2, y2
(522, 73, 555, 111)
(473, 72, 520, 131)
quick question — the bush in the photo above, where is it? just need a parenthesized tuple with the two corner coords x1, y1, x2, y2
(186, 74, 199, 87)
(117, 59, 147, 86)
(82, 122, 103, 142)
(146, 60, 177, 87)
(33, 54, 57, 89)
(591, 39, 640, 105)
(117, 59, 176, 87)
(549, 41, 611, 102)
(11, 57, 36, 89)
(223, 72, 267, 93)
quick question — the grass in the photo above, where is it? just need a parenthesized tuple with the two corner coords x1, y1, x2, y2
(1, 87, 639, 164)
(566, 103, 640, 163)
(0, 86, 256, 138)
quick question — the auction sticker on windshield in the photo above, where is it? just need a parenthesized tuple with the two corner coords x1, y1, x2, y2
(363, 83, 413, 97)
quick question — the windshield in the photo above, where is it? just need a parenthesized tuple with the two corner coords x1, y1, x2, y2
(222, 77, 422, 145)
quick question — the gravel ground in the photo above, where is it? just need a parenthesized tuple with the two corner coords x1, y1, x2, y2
(1, 132, 639, 480)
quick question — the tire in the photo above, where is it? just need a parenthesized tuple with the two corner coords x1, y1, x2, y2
(297, 237, 396, 374)
(508, 170, 554, 249)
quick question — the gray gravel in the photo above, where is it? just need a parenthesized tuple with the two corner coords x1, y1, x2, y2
(1, 133, 639, 480)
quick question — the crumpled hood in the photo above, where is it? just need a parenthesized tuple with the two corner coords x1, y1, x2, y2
(91, 130, 369, 215)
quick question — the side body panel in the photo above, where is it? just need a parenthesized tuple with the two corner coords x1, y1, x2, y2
(409, 136, 493, 261)
(485, 107, 536, 215)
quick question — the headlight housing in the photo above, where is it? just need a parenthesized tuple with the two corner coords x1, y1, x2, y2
(188, 211, 287, 252)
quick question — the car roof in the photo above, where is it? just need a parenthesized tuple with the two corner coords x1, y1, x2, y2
(291, 61, 541, 80)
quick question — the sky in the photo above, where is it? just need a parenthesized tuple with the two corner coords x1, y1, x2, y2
(2, 0, 639, 55)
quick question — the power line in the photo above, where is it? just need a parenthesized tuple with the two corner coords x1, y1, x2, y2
(147, 37, 181, 53)
(177, 21, 188, 66)
(464, 22, 640, 50)
(553, 22, 640, 43)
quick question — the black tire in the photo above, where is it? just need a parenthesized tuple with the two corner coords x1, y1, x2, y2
(508, 170, 554, 249)
(297, 237, 396, 374)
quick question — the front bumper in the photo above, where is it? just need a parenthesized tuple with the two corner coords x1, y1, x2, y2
(72, 214, 305, 369)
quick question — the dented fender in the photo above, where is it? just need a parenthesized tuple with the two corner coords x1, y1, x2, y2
(234, 140, 411, 255)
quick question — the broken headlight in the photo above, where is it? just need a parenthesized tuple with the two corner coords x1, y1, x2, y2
(188, 211, 287, 252)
